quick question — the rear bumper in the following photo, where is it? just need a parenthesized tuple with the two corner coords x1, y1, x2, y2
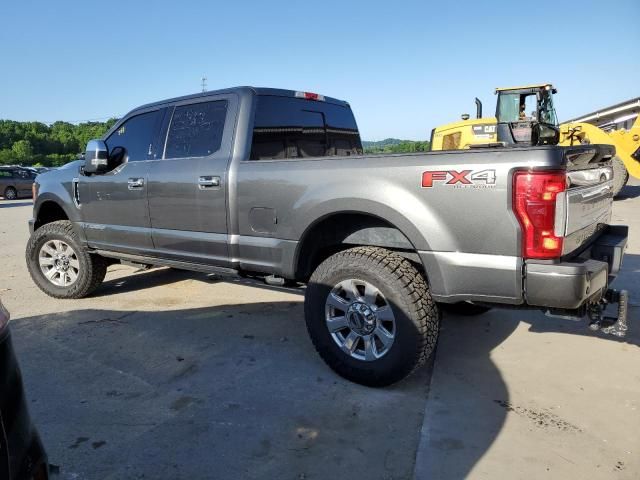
(28, 218, 35, 234)
(525, 225, 628, 310)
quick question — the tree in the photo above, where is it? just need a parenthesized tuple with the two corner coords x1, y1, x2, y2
(11, 139, 33, 161)
(0, 118, 118, 167)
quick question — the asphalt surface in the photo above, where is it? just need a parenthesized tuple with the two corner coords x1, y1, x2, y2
(0, 180, 638, 479)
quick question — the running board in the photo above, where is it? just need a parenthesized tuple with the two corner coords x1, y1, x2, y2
(93, 250, 240, 276)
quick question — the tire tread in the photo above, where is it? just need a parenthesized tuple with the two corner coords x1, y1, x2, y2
(305, 246, 439, 386)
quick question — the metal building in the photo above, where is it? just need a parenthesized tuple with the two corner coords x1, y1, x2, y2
(565, 97, 640, 132)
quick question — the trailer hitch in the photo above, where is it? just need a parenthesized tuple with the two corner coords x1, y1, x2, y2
(587, 289, 629, 337)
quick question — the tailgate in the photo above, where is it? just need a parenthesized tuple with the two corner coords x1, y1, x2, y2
(556, 145, 615, 255)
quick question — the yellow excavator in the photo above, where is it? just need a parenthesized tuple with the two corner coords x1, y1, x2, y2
(430, 84, 640, 197)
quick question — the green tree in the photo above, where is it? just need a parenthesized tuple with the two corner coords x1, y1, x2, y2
(0, 118, 118, 167)
(12, 139, 33, 161)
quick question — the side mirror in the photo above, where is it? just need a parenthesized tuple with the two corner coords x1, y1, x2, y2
(83, 139, 109, 174)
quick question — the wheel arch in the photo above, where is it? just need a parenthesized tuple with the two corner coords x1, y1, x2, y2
(293, 211, 424, 282)
(33, 198, 71, 230)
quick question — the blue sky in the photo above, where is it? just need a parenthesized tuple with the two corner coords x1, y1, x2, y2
(1, 0, 638, 140)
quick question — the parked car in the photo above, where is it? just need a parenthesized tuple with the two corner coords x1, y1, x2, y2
(0, 299, 51, 479)
(24, 167, 50, 175)
(0, 167, 36, 200)
(26, 87, 629, 386)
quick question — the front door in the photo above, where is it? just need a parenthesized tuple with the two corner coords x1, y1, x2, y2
(147, 95, 235, 266)
(78, 108, 165, 254)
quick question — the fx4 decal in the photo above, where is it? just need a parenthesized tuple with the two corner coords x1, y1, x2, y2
(422, 169, 497, 188)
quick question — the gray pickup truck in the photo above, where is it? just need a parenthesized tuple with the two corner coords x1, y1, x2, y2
(26, 87, 629, 386)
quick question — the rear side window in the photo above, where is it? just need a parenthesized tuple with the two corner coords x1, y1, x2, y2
(0, 170, 13, 178)
(165, 100, 228, 159)
(250, 96, 362, 160)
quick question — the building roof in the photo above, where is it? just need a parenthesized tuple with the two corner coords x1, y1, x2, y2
(564, 97, 640, 125)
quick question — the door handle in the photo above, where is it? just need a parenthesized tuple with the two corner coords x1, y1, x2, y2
(128, 178, 144, 190)
(198, 176, 221, 189)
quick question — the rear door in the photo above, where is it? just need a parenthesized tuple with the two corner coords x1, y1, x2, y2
(78, 108, 165, 253)
(146, 94, 237, 265)
(0, 170, 15, 197)
(14, 170, 36, 196)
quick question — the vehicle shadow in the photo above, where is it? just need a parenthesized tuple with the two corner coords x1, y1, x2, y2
(96, 266, 306, 298)
(616, 183, 640, 200)
(10, 299, 430, 480)
(95, 267, 203, 296)
(0, 200, 33, 208)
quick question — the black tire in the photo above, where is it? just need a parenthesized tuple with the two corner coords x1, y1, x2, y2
(440, 301, 491, 316)
(4, 186, 17, 200)
(305, 246, 440, 387)
(26, 220, 108, 299)
(612, 156, 628, 198)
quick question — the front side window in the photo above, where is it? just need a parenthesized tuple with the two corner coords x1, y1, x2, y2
(16, 169, 34, 179)
(164, 101, 228, 159)
(250, 95, 362, 160)
(0, 170, 13, 178)
(106, 110, 163, 163)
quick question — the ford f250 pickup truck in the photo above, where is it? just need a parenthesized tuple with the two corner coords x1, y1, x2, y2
(26, 87, 629, 386)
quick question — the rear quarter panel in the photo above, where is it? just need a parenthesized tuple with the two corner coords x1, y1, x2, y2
(234, 147, 563, 302)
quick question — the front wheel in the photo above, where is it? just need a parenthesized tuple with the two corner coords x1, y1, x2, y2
(3, 187, 17, 200)
(305, 246, 440, 387)
(26, 220, 108, 298)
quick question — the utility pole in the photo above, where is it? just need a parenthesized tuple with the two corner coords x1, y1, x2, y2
(201, 76, 207, 93)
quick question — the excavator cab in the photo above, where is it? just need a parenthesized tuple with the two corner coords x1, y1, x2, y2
(495, 84, 560, 146)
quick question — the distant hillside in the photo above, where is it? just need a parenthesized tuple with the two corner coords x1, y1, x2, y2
(362, 138, 404, 148)
(362, 138, 430, 154)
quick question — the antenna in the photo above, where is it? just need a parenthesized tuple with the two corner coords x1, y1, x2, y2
(201, 75, 207, 93)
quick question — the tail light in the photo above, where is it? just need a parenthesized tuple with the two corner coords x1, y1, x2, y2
(32, 182, 39, 200)
(513, 171, 566, 259)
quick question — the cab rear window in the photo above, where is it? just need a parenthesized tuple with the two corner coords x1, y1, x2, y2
(250, 95, 362, 160)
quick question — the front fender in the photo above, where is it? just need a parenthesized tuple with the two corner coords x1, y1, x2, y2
(31, 168, 85, 241)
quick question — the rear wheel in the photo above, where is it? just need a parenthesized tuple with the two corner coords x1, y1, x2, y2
(305, 246, 440, 386)
(612, 156, 628, 198)
(26, 220, 108, 298)
(3, 186, 17, 200)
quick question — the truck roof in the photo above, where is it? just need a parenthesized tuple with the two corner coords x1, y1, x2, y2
(132, 86, 350, 114)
